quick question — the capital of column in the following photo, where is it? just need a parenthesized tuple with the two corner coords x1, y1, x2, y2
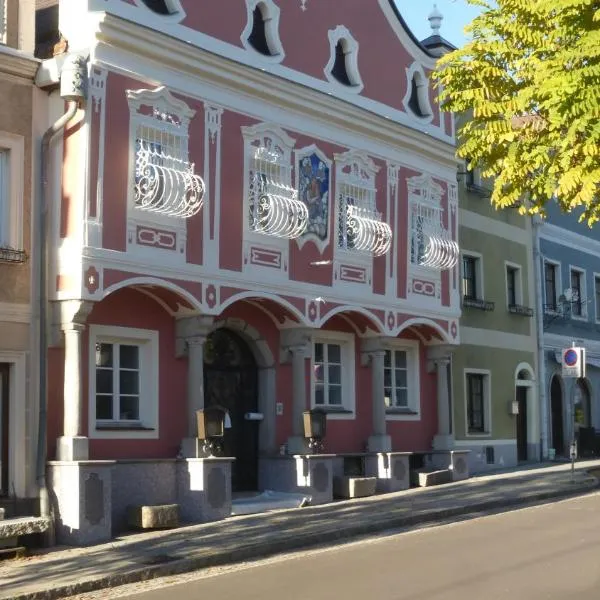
(175, 315, 214, 358)
(280, 329, 312, 364)
(426, 345, 454, 373)
(360, 338, 387, 367)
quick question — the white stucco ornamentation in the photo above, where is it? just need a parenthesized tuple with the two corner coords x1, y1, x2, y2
(324, 26, 364, 93)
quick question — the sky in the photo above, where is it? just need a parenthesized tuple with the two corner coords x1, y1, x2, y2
(395, 1, 481, 48)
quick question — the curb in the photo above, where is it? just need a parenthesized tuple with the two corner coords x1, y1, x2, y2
(7, 479, 599, 600)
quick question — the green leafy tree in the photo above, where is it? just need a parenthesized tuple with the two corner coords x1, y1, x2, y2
(434, 0, 600, 224)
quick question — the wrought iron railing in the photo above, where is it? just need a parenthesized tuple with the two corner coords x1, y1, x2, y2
(346, 205, 392, 256)
(463, 296, 495, 311)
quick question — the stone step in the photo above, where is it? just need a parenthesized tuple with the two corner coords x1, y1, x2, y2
(127, 504, 180, 530)
(333, 476, 377, 499)
(412, 468, 454, 488)
(0, 516, 50, 539)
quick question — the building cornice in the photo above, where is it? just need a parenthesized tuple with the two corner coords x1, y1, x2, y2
(0, 47, 39, 82)
(539, 222, 600, 258)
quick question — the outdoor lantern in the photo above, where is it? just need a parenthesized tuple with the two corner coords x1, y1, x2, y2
(303, 409, 327, 453)
(196, 407, 226, 456)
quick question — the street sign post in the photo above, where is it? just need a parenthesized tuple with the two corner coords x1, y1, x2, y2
(561, 345, 586, 481)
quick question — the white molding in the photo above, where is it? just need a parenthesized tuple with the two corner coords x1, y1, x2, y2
(294, 143, 332, 253)
(324, 25, 364, 94)
(311, 330, 355, 419)
(464, 368, 492, 438)
(402, 62, 433, 124)
(0, 351, 27, 498)
(504, 260, 523, 308)
(540, 222, 600, 258)
(461, 249, 484, 300)
(459, 209, 529, 245)
(461, 326, 535, 353)
(382, 339, 421, 421)
(0, 132, 25, 250)
(132, 0, 185, 23)
(0, 302, 31, 323)
(568, 264, 587, 321)
(593, 272, 600, 324)
(240, 0, 285, 64)
(543, 333, 600, 357)
(454, 438, 516, 447)
(515, 361, 536, 384)
(88, 324, 159, 439)
(543, 258, 562, 311)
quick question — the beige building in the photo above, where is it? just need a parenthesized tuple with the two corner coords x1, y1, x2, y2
(0, 0, 39, 514)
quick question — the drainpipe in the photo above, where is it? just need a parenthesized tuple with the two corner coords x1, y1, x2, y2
(35, 54, 88, 518)
(532, 215, 549, 460)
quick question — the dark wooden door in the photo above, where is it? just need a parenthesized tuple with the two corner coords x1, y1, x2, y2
(551, 377, 564, 455)
(516, 386, 528, 462)
(204, 329, 259, 492)
(0, 364, 9, 496)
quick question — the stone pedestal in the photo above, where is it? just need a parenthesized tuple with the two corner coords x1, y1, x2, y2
(364, 452, 411, 493)
(47, 461, 114, 546)
(259, 455, 334, 505)
(176, 458, 234, 523)
(449, 450, 470, 481)
(56, 436, 89, 462)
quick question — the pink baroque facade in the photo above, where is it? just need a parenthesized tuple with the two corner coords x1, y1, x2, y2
(39, 0, 463, 543)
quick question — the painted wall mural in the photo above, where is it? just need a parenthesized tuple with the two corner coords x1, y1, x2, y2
(298, 152, 330, 240)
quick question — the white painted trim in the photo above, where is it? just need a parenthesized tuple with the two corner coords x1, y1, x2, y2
(461, 327, 535, 353)
(593, 272, 600, 324)
(459, 209, 529, 245)
(88, 325, 159, 439)
(543, 333, 600, 357)
(543, 258, 562, 313)
(504, 260, 523, 308)
(324, 25, 364, 93)
(401, 62, 433, 123)
(0, 132, 25, 250)
(464, 368, 492, 438)
(382, 339, 421, 421)
(461, 250, 484, 300)
(454, 438, 516, 447)
(132, 0, 185, 23)
(539, 222, 600, 258)
(0, 302, 31, 323)
(311, 330, 355, 419)
(515, 362, 535, 385)
(0, 351, 27, 498)
(568, 264, 587, 321)
(240, 0, 285, 63)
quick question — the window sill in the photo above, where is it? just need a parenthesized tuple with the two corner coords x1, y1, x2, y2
(314, 406, 353, 415)
(463, 297, 495, 311)
(96, 422, 156, 432)
(386, 408, 418, 415)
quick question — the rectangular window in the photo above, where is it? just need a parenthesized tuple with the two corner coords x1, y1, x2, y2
(384, 349, 408, 409)
(544, 262, 558, 311)
(0, 149, 7, 245)
(570, 269, 583, 317)
(95, 342, 141, 422)
(595, 276, 600, 322)
(462, 255, 478, 299)
(466, 373, 486, 434)
(506, 266, 517, 307)
(314, 342, 343, 407)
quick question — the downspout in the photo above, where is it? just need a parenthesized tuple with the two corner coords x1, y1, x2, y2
(532, 215, 549, 460)
(36, 54, 88, 517)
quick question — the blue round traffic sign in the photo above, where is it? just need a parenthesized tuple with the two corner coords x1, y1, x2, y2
(564, 349, 578, 367)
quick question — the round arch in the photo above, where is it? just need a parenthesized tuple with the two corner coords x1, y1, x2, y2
(515, 362, 535, 384)
(319, 305, 385, 335)
(397, 317, 452, 344)
(219, 292, 308, 327)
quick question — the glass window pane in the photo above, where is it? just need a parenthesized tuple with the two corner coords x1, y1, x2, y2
(384, 393, 392, 408)
(96, 369, 113, 394)
(328, 385, 342, 405)
(315, 384, 324, 405)
(384, 350, 391, 368)
(120, 345, 139, 369)
(95, 343, 113, 367)
(328, 365, 341, 384)
(119, 396, 139, 421)
(394, 351, 406, 368)
(96, 395, 113, 420)
(395, 389, 408, 407)
(314, 364, 324, 383)
(120, 370, 139, 395)
(395, 369, 407, 389)
(384, 369, 392, 388)
(327, 344, 341, 364)
(314, 343, 323, 364)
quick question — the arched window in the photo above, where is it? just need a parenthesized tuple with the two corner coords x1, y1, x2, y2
(403, 63, 433, 121)
(241, 0, 285, 61)
(324, 26, 363, 92)
(140, 0, 171, 14)
(134, 0, 185, 21)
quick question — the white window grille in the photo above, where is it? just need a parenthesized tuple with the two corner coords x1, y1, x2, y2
(408, 175, 458, 270)
(0, 0, 6, 44)
(248, 141, 308, 239)
(127, 87, 205, 219)
(337, 154, 391, 256)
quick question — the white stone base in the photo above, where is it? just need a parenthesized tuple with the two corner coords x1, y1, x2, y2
(57, 436, 89, 461)
(366, 434, 392, 453)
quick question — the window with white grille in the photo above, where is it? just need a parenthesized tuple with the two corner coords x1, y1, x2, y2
(0, 0, 6, 45)
(0, 133, 24, 262)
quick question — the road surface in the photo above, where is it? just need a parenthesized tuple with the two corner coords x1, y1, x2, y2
(77, 492, 600, 600)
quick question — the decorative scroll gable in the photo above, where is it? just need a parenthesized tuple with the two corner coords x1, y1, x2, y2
(335, 150, 391, 257)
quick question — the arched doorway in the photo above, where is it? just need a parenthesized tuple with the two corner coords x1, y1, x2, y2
(515, 369, 533, 462)
(204, 328, 259, 492)
(550, 375, 564, 455)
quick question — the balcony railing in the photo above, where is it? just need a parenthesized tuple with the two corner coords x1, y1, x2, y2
(463, 296, 495, 311)
(508, 304, 534, 317)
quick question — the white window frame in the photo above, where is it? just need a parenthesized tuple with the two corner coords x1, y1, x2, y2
(461, 251, 484, 300)
(569, 265, 587, 321)
(402, 62, 433, 122)
(88, 325, 159, 439)
(241, 0, 285, 62)
(0, 0, 6, 44)
(464, 368, 492, 438)
(593, 272, 600, 324)
(324, 26, 364, 93)
(0, 132, 24, 251)
(543, 259, 562, 314)
(383, 340, 420, 421)
(504, 261, 523, 308)
(311, 330, 355, 420)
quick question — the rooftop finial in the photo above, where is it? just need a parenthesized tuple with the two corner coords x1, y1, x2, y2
(428, 4, 443, 35)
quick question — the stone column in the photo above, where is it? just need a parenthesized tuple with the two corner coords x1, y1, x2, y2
(281, 330, 312, 455)
(56, 301, 93, 461)
(176, 316, 213, 458)
(428, 347, 454, 450)
(362, 345, 391, 453)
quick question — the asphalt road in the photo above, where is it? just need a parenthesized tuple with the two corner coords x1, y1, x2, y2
(117, 493, 600, 600)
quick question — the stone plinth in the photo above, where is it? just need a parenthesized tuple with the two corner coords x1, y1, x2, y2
(364, 452, 411, 493)
(412, 468, 453, 487)
(0, 516, 50, 539)
(449, 450, 470, 481)
(176, 458, 234, 523)
(126, 504, 179, 529)
(333, 476, 377, 499)
(259, 455, 334, 505)
(47, 461, 115, 546)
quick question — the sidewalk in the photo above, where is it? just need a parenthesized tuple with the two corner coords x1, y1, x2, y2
(2, 460, 599, 600)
